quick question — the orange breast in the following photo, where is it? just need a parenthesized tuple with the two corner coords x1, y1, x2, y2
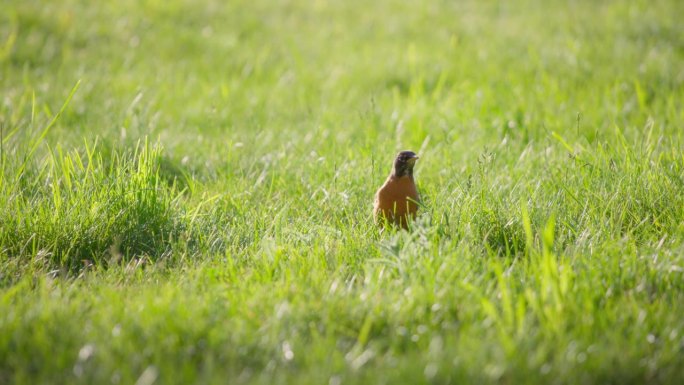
(373, 176, 419, 228)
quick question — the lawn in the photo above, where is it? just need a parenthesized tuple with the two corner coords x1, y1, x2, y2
(1, 0, 683, 384)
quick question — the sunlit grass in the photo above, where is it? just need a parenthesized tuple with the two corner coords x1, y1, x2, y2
(1, 0, 683, 384)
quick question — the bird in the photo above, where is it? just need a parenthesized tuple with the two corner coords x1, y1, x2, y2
(373, 150, 420, 229)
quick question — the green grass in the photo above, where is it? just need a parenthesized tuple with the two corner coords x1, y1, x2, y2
(2, 0, 684, 383)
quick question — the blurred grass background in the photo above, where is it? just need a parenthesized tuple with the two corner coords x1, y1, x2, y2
(1, 0, 683, 384)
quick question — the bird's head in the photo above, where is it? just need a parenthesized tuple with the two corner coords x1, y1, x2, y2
(392, 150, 419, 178)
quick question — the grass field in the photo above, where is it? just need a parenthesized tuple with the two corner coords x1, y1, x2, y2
(2, 0, 684, 383)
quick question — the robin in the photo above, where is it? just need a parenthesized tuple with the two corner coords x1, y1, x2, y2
(373, 150, 420, 229)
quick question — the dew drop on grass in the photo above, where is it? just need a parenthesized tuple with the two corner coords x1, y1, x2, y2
(669, 329, 679, 341)
(78, 344, 95, 361)
(282, 341, 294, 361)
(424, 363, 438, 379)
(135, 366, 158, 385)
(485, 364, 504, 380)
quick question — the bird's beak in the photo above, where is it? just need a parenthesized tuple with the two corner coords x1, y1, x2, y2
(407, 155, 419, 164)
